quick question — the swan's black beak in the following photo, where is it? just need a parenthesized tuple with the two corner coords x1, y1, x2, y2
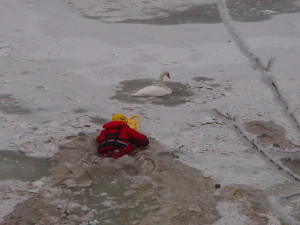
(167, 74, 170, 79)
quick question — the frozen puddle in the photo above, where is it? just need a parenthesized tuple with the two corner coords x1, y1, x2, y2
(111, 79, 193, 106)
(0, 151, 53, 182)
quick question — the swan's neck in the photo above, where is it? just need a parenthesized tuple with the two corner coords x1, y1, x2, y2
(158, 74, 165, 87)
(157, 74, 171, 92)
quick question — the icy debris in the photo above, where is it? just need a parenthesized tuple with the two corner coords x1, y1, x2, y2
(110, 180, 117, 184)
(89, 219, 100, 225)
(199, 116, 215, 124)
(41, 190, 53, 198)
(66, 215, 80, 222)
(262, 10, 278, 14)
(200, 84, 214, 90)
(123, 190, 136, 197)
(31, 180, 44, 188)
(81, 205, 90, 211)
(82, 211, 94, 222)
(78, 180, 93, 187)
(199, 116, 225, 125)
(152, 215, 161, 223)
(102, 199, 117, 208)
(67, 202, 81, 210)
(27, 180, 45, 193)
(64, 179, 76, 188)
(188, 205, 202, 213)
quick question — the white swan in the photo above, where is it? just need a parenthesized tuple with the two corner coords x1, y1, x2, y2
(132, 71, 172, 97)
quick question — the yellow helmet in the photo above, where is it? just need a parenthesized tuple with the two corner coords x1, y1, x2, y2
(111, 113, 128, 123)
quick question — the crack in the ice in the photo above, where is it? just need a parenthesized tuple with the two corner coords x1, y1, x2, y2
(213, 1, 300, 222)
(213, 109, 300, 182)
(214, 109, 300, 224)
(268, 196, 300, 225)
(217, 0, 300, 134)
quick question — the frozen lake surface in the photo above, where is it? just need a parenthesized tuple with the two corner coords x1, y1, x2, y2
(1, 0, 300, 224)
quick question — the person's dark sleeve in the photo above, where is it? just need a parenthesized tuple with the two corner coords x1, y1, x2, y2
(128, 127, 149, 146)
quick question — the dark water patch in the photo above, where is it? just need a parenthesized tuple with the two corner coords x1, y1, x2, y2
(110, 79, 193, 106)
(58, 145, 74, 150)
(227, 0, 300, 22)
(0, 94, 31, 114)
(0, 151, 54, 182)
(281, 158, 300, 177)
(120, 4, 220, 25)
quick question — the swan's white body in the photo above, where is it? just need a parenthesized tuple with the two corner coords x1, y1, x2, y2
(132, 71, 172, 97)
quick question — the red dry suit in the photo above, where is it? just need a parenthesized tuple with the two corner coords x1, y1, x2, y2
(96, 121, 149, 158)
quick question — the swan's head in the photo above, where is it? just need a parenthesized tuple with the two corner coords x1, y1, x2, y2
(161, 70, 170, 79)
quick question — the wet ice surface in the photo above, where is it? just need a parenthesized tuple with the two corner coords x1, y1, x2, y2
(0, 151, 53, 182)
(0, 94, 31, 115)
(282, 158, 300, 177)
(2, 131, 298, 225)
(111, 79, 193, 106)
(2, 134, 222, 225)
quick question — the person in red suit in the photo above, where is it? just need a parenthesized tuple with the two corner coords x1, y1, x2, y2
(96, 113, 149, 158)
